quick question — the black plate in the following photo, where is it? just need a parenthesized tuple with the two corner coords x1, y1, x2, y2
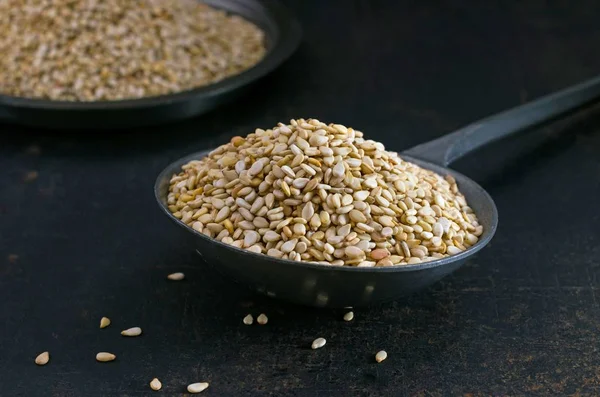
(0, 0, 302, 129)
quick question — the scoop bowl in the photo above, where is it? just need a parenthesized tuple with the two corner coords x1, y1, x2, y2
(155, 150, 497, 307)
(154, 74, 600, 307)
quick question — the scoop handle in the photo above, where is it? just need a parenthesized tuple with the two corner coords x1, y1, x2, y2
(401, 74, 600, 167)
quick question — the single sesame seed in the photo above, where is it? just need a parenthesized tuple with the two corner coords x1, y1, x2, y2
(35, 351, 49, 366)
(121, 327, 142, 337)
(96, 352, 116, 362)
(311, 337, 326, 349)
(187, 382, 210, 393)
(375, 350, 387, 363)
(149, 378, 162, 391)
(256, 313, 268, 325)
(167, 272, 185, 281)
(99, 317, 111, 329)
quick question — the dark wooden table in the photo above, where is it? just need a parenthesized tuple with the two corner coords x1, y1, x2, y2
(2, 1, 600, 395)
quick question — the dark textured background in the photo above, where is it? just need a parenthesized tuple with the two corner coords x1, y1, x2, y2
(2, 1, 600, 395)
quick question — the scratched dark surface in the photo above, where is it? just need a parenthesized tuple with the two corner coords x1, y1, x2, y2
(2, 1, 600, 396)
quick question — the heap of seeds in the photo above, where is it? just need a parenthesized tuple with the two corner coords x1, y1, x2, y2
(167, 119, 483, 266)
(0, 0, 266, 101)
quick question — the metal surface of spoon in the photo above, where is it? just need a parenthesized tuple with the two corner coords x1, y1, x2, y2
(155, 75, 600, 307)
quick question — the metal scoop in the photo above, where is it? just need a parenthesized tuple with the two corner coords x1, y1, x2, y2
(155, 75, 600, 307)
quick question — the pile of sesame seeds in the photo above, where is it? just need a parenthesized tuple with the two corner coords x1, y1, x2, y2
(167, 118, 483, 266)
(0, 0, 266, 101)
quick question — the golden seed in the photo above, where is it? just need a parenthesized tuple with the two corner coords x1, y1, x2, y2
(308, 158, 321, 167)
(281, 181, 291, 197)
(375, 350, 387, 363)
(167, 272, 185, 281)
(343, 311, 354, 321)
(96, 352, 116, 362)
(149, 378, 162, 391)
(35, 351, 49, 366)
(231, 136, 245, 147)
(224, 219, 234, 234)
(257, 313, 268, 325)
(100, 317, 111, 329)
(311, 337, 327, 349)
(121, 327, 142, 337)
(187, 382, 210, 393)
(243, 314, 253, 325)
